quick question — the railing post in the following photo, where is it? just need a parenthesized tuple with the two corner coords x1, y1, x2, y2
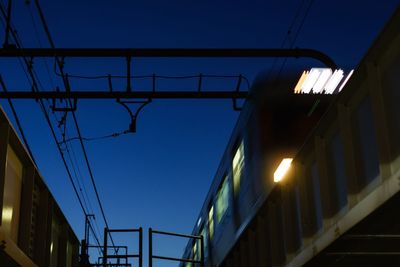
(200, 235, 205, 267)
(103, 227, 108, 267)
(139, 227, 143, 267)
(149, 228, 153, 267)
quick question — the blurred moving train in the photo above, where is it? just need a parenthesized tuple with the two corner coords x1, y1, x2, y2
(0, 108, 79, 266)
(181, 7, 400, 267)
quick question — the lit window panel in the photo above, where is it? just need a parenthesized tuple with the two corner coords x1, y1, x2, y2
(1, 145, 23, 243)
(208, 206, 214, 240)
(232, 141, 244, 195)
(216, 177, 229, 222)
(201, 226, 208, 257)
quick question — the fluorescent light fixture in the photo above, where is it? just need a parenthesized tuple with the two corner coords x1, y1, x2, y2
(324, 69, 344, 94)
(338, 69, 354, 92)
(274, 158, 293, 182)
(312, 68, 332, 93)
(301, 68, 322, 94)
(293, 71, 309, 94)
(197, 217, 202, 227)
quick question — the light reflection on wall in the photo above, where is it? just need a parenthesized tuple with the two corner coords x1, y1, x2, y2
(1, 206, 13, 222)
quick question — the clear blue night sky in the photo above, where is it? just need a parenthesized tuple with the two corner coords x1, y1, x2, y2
(0, 0, 398, 265)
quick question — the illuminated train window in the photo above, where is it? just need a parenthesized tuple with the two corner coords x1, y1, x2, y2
(193, 240, 198, 261)
(216, 176, 229, 223)
(201, 226, 208, 257)
(232, 141, 244, 195)
(208, 205, 214, 240)
(1, 145, 23, 243)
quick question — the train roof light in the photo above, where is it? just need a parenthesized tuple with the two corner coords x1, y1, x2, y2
(313, 68, 332, 93)
(324, 69, 344, 94)
(338, 69, 354, 92)
(301, 68, 321, 93)
(294, 71, 308, 93)
(274, 158, 293, 183)
(294, 68, 353, 94)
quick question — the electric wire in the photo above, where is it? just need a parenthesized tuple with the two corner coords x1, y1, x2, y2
(25, 2, 104, 253)
(6, 0, 104, 253)
(54, 72, 251, 90)
(0, 75, 36, 163)
(264, 0, 315, 84)
(274, 0, 315, 80)
(25, 1, 99, 227)
(67, 139, 97, 216)
(26, 1, 56, 90)
(0, 11, 35, 163)
(32, 0, 118, 254)
(60, 129, 130, 143)
(64, 143, 91, 214)
(0, 1, 104, 253)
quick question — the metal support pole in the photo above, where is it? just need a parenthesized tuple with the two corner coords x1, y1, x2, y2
(84, 214, 95, 255)
(103, 227, 108, 267)
(139, 227, 143, 267)
(149, 228, 153, 267)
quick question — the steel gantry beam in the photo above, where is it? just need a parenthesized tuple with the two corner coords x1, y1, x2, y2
(0, 47, 337, 101)
(0, 48, 337, 69)
(0, 91, 248, 99)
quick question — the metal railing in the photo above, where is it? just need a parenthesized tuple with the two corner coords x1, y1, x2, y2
(149, 228, 204, 267)
(103, 227, 143, 267)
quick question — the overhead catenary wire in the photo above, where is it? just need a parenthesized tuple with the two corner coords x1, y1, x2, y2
(60, 129, 130, 143)
(25, 3, 100, 225)
(0, 74, 36, 164)
(266, 0, 315, 82)
(276, 0, 315, 79)
(0, 1, 104, 252)
(32, 0, 118, 254)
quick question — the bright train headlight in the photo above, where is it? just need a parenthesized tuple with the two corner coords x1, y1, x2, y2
(274, 158, 293, 182)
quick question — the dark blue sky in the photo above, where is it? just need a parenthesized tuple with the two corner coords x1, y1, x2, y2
(0, 0, 398, 265)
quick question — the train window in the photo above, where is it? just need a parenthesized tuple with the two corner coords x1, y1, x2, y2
(1, 145, 23, 243)
(50, 216, 61, 267)
(330, 133, 348, 209)
(355, 98, 380, 185)
(216, 176, 229, 223)
(193, 241, 197, 260)
(208, 205, 214, 240)
(201, 226, 208, 258)
(66, 240, 73, 267)
(232, 141, 245, 195)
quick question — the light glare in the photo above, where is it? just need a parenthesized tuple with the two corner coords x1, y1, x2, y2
(324, 69, 344, 94)
(313, 68, 332, 93)
(294, 71, 308, 94)
(2, 207, 13, 222)
(301, 68, 321, 93)
(338, 69, 354, 92)
(274, 158, 293, 182)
